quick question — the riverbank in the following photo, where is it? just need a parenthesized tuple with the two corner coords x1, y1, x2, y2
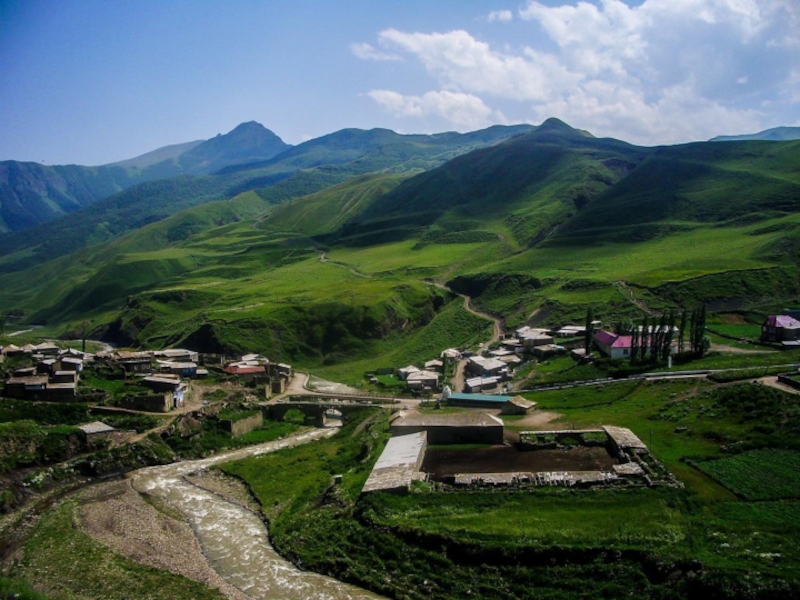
(2, 427, 384, 600)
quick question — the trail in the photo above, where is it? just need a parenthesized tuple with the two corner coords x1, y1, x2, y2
(317, 250, 372, 279)
(614, 281, 657, 316)
(424, 281, 503, 392)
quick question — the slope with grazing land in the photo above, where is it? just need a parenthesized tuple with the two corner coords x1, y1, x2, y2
(2, 119, 800, 382)
(0, 123, 531, 273)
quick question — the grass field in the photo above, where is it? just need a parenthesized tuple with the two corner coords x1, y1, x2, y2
(697, 449, 800, 501)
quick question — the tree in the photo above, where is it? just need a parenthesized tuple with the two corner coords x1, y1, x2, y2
(678, 310, 688, 354)
(694, 304, 708, 357)
(630, 322, 640, 363)
(584, 307, 594, 354)
(640, 315, 649, 360)
(663, 310, 676, 362)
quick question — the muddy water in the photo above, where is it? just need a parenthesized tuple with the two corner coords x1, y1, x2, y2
(131, 429, 385, 600)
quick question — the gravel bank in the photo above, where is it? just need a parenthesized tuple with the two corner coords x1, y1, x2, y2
(79, 479, 250, 600)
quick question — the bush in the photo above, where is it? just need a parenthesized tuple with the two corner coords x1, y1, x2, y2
(284, 409, 306, 425)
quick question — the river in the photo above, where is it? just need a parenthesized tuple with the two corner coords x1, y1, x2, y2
(131, 428, 386, 600)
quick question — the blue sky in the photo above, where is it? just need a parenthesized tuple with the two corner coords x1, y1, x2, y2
(1, 0, 798, 165)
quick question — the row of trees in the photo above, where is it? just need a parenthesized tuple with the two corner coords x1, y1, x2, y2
(586, 304, 709, 364)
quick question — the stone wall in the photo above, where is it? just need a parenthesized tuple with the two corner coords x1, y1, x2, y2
(222, 412, 264, 437)
(118, 393, 172, 413)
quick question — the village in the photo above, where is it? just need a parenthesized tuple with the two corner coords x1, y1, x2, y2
(3, 310, 797, 498)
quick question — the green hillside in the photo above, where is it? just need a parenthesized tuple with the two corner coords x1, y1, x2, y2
(3, 119, 800, 377)
(0, 124, 532, 274)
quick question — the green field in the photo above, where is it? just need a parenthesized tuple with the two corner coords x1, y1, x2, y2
(697, 449, 800, 501)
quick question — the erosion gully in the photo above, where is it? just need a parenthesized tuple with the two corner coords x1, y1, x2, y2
(131, 428, 385, 600)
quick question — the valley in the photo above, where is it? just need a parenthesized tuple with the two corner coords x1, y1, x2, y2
(2, 118, 800, 599)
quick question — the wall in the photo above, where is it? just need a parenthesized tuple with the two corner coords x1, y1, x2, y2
(222, 412, 264, 437)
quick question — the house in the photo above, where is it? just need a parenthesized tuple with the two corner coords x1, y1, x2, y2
(34, 342, 60, 356)
(274, 363, 293, 378)
(520, 332, 554, 348)
(406, 370, 440, 391)
(552, 325, 585, 338)
(3, 375, 49, 399)
(224, 364, 267, 381)
(390, 410, 504, 445)
(167, 362, 197, 377)
(593, 331, 634, 359)
(761, 315, 800, 343)
(141, 376, 187, 407)
(466, 356, 509, 378)
(397, 365, 420, 380)
(440, 348, 462, 360)
(532, 344, 564, 359)
(499, 396, 537, 415)
(114, 351, 153, 373)
(78, 421, 116, 442)
(154, 348, 199, 363)
(593, 330, 675, 360)
(424, 359, 444, 372)
(464, 376, 500, 393)
(60, 357, 84, 372)
(3, 375, 76, 401)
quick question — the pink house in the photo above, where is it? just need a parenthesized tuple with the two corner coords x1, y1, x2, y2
(761, 315, 800, 343)
(593, 331, 634, 359)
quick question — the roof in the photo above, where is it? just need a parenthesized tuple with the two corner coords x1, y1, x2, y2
(603, 425, 647, 450)
(766, 315, 800, 329)
(406, 370, 439, 381)
(449, 392, 513, 403)
(143, 376, 184, 387)
(507, 397, 536, 409)
(224, 364, 266, 375)
(6, 375, 49, 385)
(78, 421, 116, 435)
(155, 348, 196, 357)
(593, 330, 632, 348)
(362, 432, 427, 494)
(469, 356, 508, 371)
(393, 411, 503, 428)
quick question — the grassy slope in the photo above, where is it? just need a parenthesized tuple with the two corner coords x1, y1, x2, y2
(2, 130, 800, 380)
(224, 396, 800, 600)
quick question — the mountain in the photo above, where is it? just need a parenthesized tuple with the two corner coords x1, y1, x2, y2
(0, 124, 532, 273)
(107, 140, 204, 170)
(7, 118, 800, 369)
(711, 126, 800, 142)
(172, 121, 289, 174)
(0, 122, 289, 235)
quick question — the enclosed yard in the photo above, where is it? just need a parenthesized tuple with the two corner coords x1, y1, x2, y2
(422, 445, 618, 480)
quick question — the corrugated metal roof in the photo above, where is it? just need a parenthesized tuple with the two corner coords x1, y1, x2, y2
(448, 392, 512, 403)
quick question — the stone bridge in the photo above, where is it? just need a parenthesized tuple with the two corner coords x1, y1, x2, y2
(265, 400, 384, 427)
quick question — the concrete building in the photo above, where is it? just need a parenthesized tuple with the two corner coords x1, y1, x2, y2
(390, 411, 504, 445)
(361, 431, 427, 494)
(406, 370, 440, 391)
(467, 356, 509, 378)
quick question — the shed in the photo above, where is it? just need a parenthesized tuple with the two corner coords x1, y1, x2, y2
(499, 396, 537, 415)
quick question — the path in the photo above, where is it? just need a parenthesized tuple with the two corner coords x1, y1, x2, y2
(758, 376, 800, 395)
(423, 281, 503, 392)
(317, 250, 372, 279)
(614, 281, 657, 316)
(710, 342, 776, 355)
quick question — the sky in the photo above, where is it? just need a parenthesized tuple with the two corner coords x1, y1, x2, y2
(1, 0, 798, 165)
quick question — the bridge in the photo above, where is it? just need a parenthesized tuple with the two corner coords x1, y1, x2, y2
(264, 399, 386, 427)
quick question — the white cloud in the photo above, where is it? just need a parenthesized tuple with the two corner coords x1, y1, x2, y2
(488, 9, 513, 22)
(350, 42, 401, 62)
(356, 0, 800, 142)
(368, 89, 506, 130)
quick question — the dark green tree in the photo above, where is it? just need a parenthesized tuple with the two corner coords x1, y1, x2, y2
(584, 307, 594, 354)
(678, 310, 688, 354)
(630, 322, 640, 363)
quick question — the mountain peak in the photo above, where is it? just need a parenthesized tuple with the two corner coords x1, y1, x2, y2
(538, 117, 574, 131)
(179, 121, 289, 173)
